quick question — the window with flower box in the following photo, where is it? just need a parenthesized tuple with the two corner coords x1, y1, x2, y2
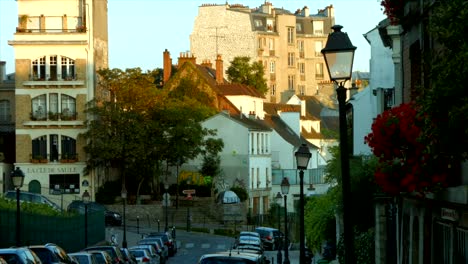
(31, 55, 76, 81)
(31, 93, 76, 121)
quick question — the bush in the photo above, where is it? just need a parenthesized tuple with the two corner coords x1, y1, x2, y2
(96, 180, 121, 204)
(230, 186, 248, 202)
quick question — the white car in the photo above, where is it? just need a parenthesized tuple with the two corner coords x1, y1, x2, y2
(128, 246, 160, 264)
(128, 248, 159, 264)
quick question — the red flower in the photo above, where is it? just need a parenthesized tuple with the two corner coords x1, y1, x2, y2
(380, 0, 406, 25)
(365, 102, 448, 195)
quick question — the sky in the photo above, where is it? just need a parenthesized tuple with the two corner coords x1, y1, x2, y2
(0, 0, 386, 75)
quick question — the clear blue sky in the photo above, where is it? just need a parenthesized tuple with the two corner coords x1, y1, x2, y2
(0, 0, 386, 74)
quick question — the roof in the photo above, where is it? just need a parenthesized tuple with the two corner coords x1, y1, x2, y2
(263, 114, 302, 146)
(216, 111, 272, 132)
(218, 83, 264, 98)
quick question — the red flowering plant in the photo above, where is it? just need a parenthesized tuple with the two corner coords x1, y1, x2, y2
(380, 0, 406, 25)
(365, 102, 448, 196)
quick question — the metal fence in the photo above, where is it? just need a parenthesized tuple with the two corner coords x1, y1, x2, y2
(0, 209, 105, 252)
(272, 168, 326, 185)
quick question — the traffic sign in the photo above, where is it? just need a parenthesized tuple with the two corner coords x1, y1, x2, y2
(182, 189, 196, 200)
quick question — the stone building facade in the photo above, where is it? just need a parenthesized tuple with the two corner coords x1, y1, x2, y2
(7, 0, 108, 209)
(190, 2, 336, 104)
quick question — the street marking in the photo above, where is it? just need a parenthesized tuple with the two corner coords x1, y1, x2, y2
(201, 244, 210, 249)
(185, 243, 194, 248)
(216, 244, 226, 250)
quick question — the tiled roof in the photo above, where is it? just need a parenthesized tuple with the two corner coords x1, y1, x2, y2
(217, 83, 264, 98)
(264, 114, 302, 146)
(224, 112, 272, 131)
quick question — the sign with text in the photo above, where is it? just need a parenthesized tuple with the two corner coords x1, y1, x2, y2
(182, 189, 195, 200)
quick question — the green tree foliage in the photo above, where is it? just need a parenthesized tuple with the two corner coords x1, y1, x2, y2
(304, 146, 378, 254)
(82, 68, 220, 200)
(168, 77, 216, 106)
(417, 0, 468, 169)
(230, 186, 248, 202)
(226, 56, 268, 95)
(199, 137, 224, 178)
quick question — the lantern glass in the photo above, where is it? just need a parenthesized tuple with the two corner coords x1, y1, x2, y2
(275, 192, 282, 204)
(82, 190, 90, 204)
(11, 167, 25, 189)
(121, 186, 127, 199)
(322, 50, 355, 81)
(295, 144, 311, 170)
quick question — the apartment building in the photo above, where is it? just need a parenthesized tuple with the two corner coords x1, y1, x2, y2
(7, 0, 108, 208)
(191, 2, 336, 104)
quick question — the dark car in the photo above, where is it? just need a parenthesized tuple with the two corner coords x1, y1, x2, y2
(68, 200, 122, 226)
(29, 245, 66, 264)
(144, 232, 176, 256)
(83, 246, 124, 264)
(198, 251, 270, 264)
(254, 227, 283, 251)
(44, 243, 76, 264)
(0, 248, 42, 264)
(4, 190, 61, 211)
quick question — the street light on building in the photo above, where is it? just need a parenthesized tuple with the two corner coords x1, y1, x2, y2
(321, 24, 356, 264)
(11, 167, 25, 247)
(121, 185, 128, 248)
(275, 192, 283, 264)
(280, 177, 290, 264)
(82, 190, 90, 247)
(295, 144, 311, 264)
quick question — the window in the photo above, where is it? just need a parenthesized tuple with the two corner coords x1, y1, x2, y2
(313, 20, 324, 35)
(288, 75, 295, 90)
(32, 135, 47, 160)
(50, 174, 80, 194)
(254, 19, 263, 27)
(287, 27, 294, 44)
(31, 93, 76, 120)
(32, 55, 76, 81)
(288, 52, 295, 67)
(315, 41, 323, 56)
(268, 38, 274, 50)
(0, 100, 10, 122)
(299, 85, 306, 95)
(270, 84, 276, 96)
(61, 135, 77, 160)
(269, 61, 276, 73)
(299, 63, 305, 75)
(315, 63, 324, 79)
(296, 23, 302, 32)
(298, 40, 305, 58)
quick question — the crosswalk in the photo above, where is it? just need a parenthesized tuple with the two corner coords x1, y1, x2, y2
(180, 243, 228, 250)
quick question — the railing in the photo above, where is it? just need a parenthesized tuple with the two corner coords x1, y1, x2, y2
(30, 153, 78, 163)
(30, 111, 77, 121)
(272, 168, 326, 185)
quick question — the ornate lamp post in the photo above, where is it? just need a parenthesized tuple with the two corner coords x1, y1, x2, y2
(82, 190, 90, 247)
(281, 177, 290, 264)
(11, 167, 25, 247)
(275, 192, 283, 264)
(121, 185, 128, 248)
(321, 24, 357, 264)
(295, 144, 311, 264)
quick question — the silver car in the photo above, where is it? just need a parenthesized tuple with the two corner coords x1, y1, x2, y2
(128, 249, 159, 264)
(69, 252, 98, 264)
(128, 246, 159, 264)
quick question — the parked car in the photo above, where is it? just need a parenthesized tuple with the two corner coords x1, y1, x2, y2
(236, 236, 263, 249)
(67, 200, 122, 226)
(44, 243, 76, 264)
(86, 251, 112, 264)
(0, 247, 42, 264)
(197, 251, 270, 264)
(0, 256, 7, 264)
(255, 227, 283, 251)
(68, 252, 98, 264)
(144, 232, 176, 256)
(83, 246, 124, 264)
(127, 248, 159, 264)
(29, 245, 66, 264)
(119, 248, 136, 264)
(128, 246, 159, 264)
(3, 190, 61, 211)
(137, 240, 166, 264)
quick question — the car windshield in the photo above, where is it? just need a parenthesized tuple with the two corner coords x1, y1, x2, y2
(71, 255, 90, 264)
(30, 248, 60, 263)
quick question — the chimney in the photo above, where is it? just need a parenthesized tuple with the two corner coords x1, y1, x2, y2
(215, 54, 224, 84)
(0, 61, 5, 83)
(249, 111, 256, 119)
(302, 6, 309, 17)
(163, 49, 172, 84)
(201, 59, 213, 68)
(177, 51, 196, 69)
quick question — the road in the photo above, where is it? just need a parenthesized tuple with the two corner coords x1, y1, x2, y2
(105, 226, 299, 263)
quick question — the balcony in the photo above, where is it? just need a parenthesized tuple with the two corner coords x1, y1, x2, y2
(272, 168, 326, 185)
(23, 74, 84, 87)
(30, 153, 79, 163)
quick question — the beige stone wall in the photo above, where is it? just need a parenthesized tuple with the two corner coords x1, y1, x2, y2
(15, 94, 31, 127)
(16, 134, 31, 163)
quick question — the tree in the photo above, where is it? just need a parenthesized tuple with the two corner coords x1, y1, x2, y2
(226, 56, 268, 95)
(199, 137, 224, 178)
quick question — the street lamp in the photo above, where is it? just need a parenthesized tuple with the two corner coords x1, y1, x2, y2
(82, 190, 90, 247)
(321, 24, 356, 264)
(11, 167, 25, 247)
(164, 182, 169, 232)
(280, 177, 290, 264)
(295, 144, 311, 264)
(275, 192, 283, 264)
(186, 177, 191, 232)
(121, 185, 128, 248)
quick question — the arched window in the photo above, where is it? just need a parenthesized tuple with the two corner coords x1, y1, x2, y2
(31, 95, 47, 120)
(61, 135, 76, 160)
(31, 55, 76, 80)
(32, 135, 47, 160)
